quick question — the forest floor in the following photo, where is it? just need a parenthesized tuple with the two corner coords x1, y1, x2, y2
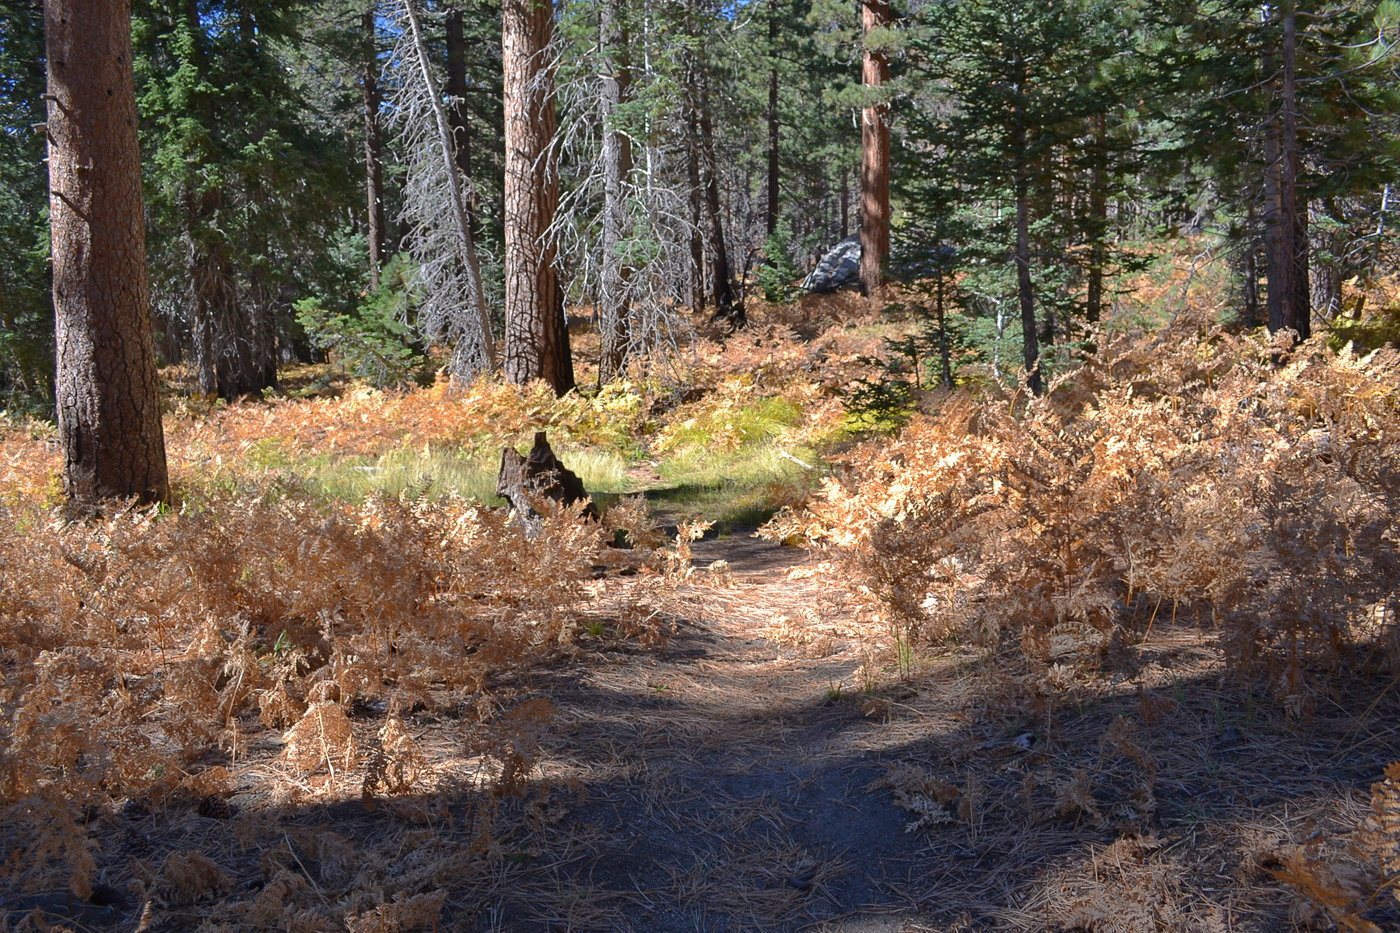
(454, 527, 1400, 932)
(7, 263, 1400, 931)
(12, 518, 1399, 932)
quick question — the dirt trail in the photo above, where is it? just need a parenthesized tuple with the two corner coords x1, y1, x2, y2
(488, 532, 943, 933)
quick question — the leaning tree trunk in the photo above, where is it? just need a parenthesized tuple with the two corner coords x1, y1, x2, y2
(45, 0, 169, 507)
(858, 0, 891, 295)
(503, 0, 574, 393)
(395, 0, 497, 372)
(1264, 3, 1310, 340)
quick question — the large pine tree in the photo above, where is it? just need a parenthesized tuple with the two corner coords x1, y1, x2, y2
(503, 0, 574, 392)
(44, 0, 168, 507)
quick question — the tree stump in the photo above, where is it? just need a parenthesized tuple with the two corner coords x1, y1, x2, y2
(496, 431, 597, 536)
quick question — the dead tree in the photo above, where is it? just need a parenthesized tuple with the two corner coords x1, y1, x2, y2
(389, 0, 497, 375)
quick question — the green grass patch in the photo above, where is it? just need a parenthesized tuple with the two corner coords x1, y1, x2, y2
(311, 444, 631, 504)
(185, 443, 631, 507)
(650, 442, 819, 531)
(644, 388, 828, 528)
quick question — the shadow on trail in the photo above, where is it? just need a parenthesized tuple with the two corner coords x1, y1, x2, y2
(479, 613, 1400, 933)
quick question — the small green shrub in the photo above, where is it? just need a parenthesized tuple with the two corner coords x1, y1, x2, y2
(753, 222, 805, 303)
(295, 257, 425, 389)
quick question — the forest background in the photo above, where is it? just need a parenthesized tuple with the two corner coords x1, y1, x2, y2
(2, 0, 1396, 408)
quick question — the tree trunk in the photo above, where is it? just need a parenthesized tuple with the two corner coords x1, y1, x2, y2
(694, 83, 739, 325)
(1308, 202, 1343, 320)
(187, 185, 272, 399)
(1265, 4, 1310, 340)
(859, 0, 891, 295)
(503, 0, 574, 392)
(177, 0, 277, 400)
(45, 0, 169, 507)
(936, 270, 952, 389)
(363, 6, 387, 290)
(685, 128, 706, 312)
(1085, 113, 1108, 327)
(840, 166, 849, 237)
(401, 0, 496, 368)
(497, 431, 597, 536)
(1011, 79, 1042, 395)
(598, 0, 634, 383)
(1236, 203, 1263, 328)
(765, 1, 780, 237)
(445, 7, 477, 231)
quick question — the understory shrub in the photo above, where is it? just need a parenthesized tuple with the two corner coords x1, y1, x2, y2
(766, 314, 1400, 707)
(0, 491, 625, 896)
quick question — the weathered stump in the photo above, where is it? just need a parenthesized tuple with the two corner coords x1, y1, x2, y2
(496, 431, 597, 536)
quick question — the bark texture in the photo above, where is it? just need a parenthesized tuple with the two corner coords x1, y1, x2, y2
(45, 0, 169, 506)
(598, 0, 634, 383)
(1264, 4, 1310, 340)
(497, 432, 596, 536)
(503, 0, 574, 393)
(859, 0, 891, 295)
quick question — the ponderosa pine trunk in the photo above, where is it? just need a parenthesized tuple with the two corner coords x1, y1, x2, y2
(44, 0, 169, 507)
(1264, 3, 1310, 340)
(859, 0, 891, 295)
(503, 0, 574, 392)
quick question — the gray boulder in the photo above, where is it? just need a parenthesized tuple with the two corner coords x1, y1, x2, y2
(802, 236, 861, 293)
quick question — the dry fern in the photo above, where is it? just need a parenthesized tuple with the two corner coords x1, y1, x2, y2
(768, 315, 1400, 698)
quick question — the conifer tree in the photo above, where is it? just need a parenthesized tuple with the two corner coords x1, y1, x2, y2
(45, 0, 169, 507)
(503, 0, 574, 391)
(904, 0, 1104, 392)
(0, 1, 51, 407)
(135, 0, 352, 399)
(1154, 0, 1400, 338)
